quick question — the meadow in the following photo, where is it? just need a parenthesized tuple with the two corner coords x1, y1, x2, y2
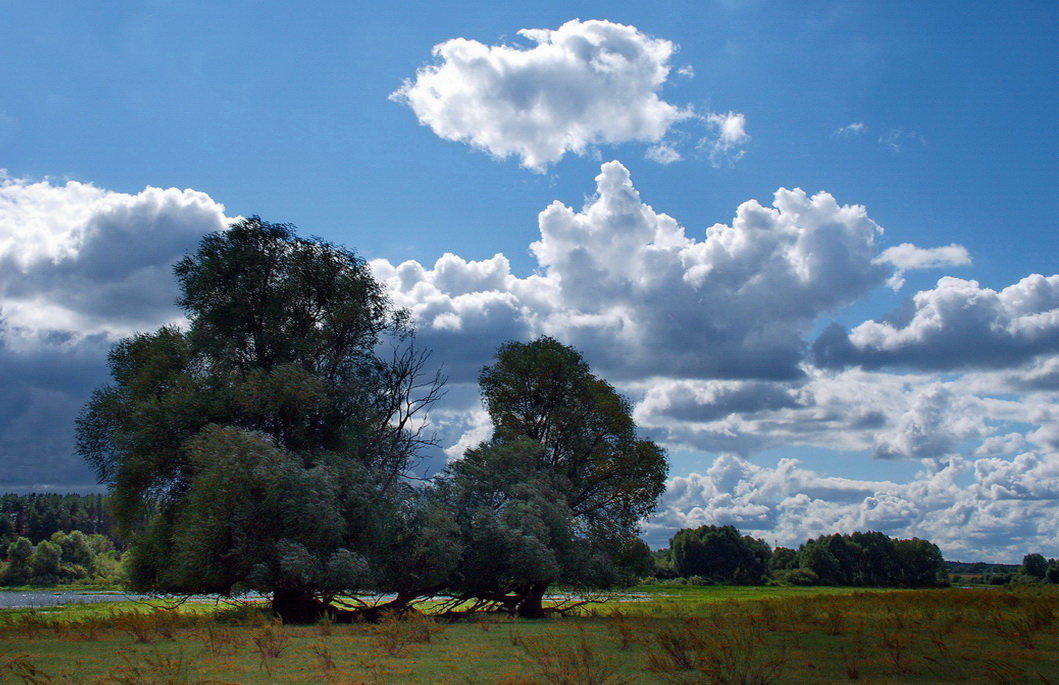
(0, 584, 1055, 683)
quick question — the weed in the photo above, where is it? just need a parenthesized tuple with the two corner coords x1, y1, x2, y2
(10, 612, 49, 639)
(839, 647, 859, 680)
(609, 610, 637, 650)
(824, 609, 844, 636)
(1, 654, 54, 684)
(311, 641, 337, 676)
(516, 626, 623, 685)
(879, 628, 912, 675)
(111, 647, 197, 684)
(646, 615, 787, 684)
(251, 619, 289, 676)
(196, 621, 242, 657)
(110, 608, 182, 643)
(981, 658, 1031, 684)
(374, 609, 445, 656)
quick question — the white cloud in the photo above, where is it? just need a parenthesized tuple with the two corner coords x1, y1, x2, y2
(875, 242, 971, 289)
(391, 20, 693, 171)
(879, 128, 925, 152)
(643, 450, 1059, 561)
(835, 122, 866, 136)
(814, 275, 1059, 370)
(702, 111, 750, 167)
(631, 367, 1047, 461)
(375, 160, 940, 382)
(0, 171, 228, 349)
(645, 142, 682, 165)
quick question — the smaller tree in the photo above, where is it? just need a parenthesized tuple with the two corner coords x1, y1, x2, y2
(438, 337, 666, 617)
(2, 537, 33, 585)
(31, 540, 63, 582)
(670, 525, 771, 584)
(893, 538, 947, 587)
(1021, 553, 1048, 580)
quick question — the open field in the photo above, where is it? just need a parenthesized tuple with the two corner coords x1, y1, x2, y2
(1, 585, 1055, 683)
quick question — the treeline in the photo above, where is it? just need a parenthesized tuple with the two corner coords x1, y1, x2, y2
(1, 530, 121, 586)
(0, 494, 122, 586)
(0, 494, 117, 547)
(949, 554, 1059, 586)
(652, 526, 949, 588)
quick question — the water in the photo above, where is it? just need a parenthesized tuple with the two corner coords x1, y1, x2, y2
(0, 590, 260, 609)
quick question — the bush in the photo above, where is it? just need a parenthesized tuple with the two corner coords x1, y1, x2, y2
(773, 568, 819, 586)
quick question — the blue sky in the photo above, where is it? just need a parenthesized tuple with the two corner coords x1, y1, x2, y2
(1, 1, 1056, 561)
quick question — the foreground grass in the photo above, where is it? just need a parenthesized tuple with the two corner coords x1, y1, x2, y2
(0, 585, 1055, 683)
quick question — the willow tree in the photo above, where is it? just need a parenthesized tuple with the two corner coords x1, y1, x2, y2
(437, 337, 666, 617)
(76, 217, 441, 622)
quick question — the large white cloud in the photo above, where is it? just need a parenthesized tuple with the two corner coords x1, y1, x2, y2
(374, 161, 965, 382)
(0, 172, 228, 489)
(0, 171, 228, 349)
(813, 274, 1059, 370)
(391, 20, 697, 170)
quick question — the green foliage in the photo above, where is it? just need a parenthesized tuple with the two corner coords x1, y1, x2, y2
(30, 540, 62, 580)
(1020, 553, 1048, 580)
(670, 525, 771, 585)
(75, 217, 440, 619)
(793, 532, 947, 587)
(437, 337, 668, 615)
(0, 493, 115, 548)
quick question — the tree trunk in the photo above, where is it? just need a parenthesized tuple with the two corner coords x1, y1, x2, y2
(514, 581, 549, 619)
(272, 587, 327, 624)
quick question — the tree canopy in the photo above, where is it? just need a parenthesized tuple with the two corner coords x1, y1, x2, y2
(436, 337, 667, 617)
(76, 221, 666, 623)
(76, 218, 441, 622)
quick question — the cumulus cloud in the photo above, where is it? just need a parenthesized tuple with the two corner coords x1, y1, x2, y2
(391, 20, 695, 170)
(374, 160, 943, 382)
(631, 367, 1042, 461)
(644, 450, 1059, 560)
(835, 122, 866, 136)
(0, 171, 228, 349)
(0, 172, 228, 489)
(813, 275, 1059, 370)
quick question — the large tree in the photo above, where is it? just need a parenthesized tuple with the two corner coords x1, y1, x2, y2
(76, 218, 441, 622)
(436, 337, 666, 617)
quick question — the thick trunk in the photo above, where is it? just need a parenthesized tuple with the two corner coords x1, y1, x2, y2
(514, 581, 549, 619)
(271, 587, 328, 625)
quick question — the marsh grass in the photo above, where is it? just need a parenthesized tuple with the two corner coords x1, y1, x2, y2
(374, 609, 446, 656)
(515, 625, 623, 684)
(0, 585, 1053, 682)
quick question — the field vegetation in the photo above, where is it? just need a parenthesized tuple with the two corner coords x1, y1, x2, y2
(1, 584, 1055, 683)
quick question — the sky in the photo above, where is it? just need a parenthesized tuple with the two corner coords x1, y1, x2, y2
(1, 1, 1056, 562)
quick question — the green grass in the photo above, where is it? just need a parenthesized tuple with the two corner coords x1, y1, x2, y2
(0, 585, 1055, 683)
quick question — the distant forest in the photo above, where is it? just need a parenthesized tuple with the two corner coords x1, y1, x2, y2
(0, 493, 117, 547)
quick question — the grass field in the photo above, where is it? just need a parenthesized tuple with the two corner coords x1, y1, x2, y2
(0, 584, 1055, 683)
